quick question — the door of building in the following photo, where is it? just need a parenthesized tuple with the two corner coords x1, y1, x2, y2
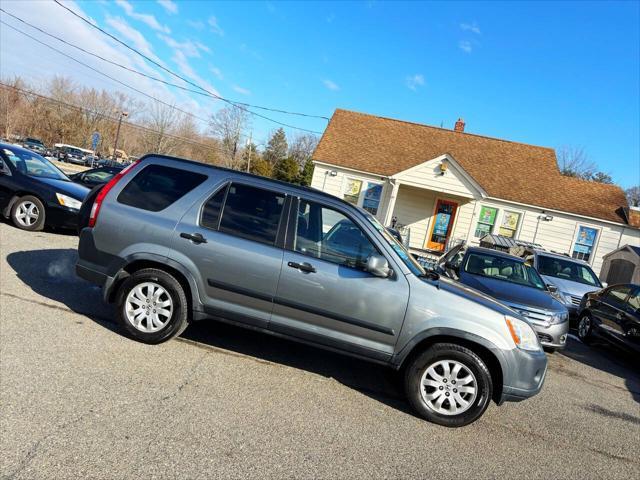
(425, 199, 458, 251)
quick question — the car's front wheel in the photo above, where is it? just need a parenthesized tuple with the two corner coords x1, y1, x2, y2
(11, 196, 46, 231)
(577, 313, 594, 344)
(116, 268, 189, 344)
(404, 343, 493, 427)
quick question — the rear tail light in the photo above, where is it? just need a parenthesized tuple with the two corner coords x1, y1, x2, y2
(88, 160, 140, 227)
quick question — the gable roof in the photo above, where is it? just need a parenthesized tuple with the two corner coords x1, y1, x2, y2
(314, 109, 630, 225)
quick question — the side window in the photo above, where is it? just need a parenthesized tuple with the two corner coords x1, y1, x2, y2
(628, 290, 640, 310)
(200, 184, 228, 230)
(606, 285, 632, 305)
(117, 165, 207, 212)
(218, 183, 285, 245)
(294, 200, 377, 268)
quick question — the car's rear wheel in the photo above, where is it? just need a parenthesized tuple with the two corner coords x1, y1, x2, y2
(11, 196, 45, 231)
(116, 268, 189, 344)
(577, 313, 594, 344)
(404, 343, 493, 427)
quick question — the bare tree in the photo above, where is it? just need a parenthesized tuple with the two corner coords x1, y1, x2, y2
(556, 146, 598, 178)
(208, 106, 250, 169)
(626, 186, 640, 207)
(288, 133, 318, 168)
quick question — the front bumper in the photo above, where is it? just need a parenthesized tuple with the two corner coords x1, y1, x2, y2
(500, 347, 548, 403)
(529, 318, 569, 349)
(46, 204, 80, 229)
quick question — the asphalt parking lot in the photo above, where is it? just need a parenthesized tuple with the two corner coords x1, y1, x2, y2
(1, 222, 639, 479)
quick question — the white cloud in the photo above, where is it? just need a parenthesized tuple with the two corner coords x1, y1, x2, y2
(458, 40, 473, 53)
(232, 85, 251, 96)
(406, 74, 425, 91)
(460, 21, 481, 35)
(322, 79, 339, 91)
(159, 34, 210, 58)
(105, 15, 165, 65)
(210, 66, 223, 80)
(186, 20, 204, 30)
(207, 16, 224, 36)
(157, 0, 178, 15)
(115, 0, 170, 33)
(171, 49, 221, 97)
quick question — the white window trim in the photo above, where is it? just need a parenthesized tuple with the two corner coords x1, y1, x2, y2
(473, 204, 500, 239)
(570, 223, 602, 265)
(495, 208, 525, 239)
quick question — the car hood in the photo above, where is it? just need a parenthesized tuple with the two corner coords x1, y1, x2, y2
(460, 274, 564, 312)
(540, 275, 600, 297)
(35, 177, 90, 200)
(425, 275, 516, 317)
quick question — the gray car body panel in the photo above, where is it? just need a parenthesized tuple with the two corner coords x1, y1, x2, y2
(76, 154, 548, 404)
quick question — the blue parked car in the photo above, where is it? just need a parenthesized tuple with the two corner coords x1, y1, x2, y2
(437, 245, 569, 351)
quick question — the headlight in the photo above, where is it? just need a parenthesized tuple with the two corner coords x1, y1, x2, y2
(549, 311, 568, 325)
(56, 193, 82, 210)
(505, 315, 541, 351)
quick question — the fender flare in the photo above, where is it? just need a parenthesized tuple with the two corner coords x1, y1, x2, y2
(391, 327, 508, 383)
(106, 253, 204, 312)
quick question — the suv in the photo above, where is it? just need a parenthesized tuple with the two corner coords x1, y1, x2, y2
(76, 155, 547, 427)
(526, 250, 603, 320)
(436, 245, 569, 351)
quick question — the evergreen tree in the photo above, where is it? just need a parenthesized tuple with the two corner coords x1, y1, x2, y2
(263, 128, 288, 165)
(273, 156, 300, 183)
(298, 158, 314, 186)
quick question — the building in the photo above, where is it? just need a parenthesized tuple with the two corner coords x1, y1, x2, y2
(310, 109, 640, 272)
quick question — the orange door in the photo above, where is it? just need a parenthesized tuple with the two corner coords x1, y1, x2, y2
(425, 199, 458, 251)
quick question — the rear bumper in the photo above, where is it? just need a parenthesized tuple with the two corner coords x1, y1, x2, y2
(500, 348, 548, 403)
(76, 227, 123, 302)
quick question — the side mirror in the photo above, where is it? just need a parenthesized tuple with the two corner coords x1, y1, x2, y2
(366, 254, 392, 278)
(601, 282, 608, 289)
(444, 260, 460, 275)
(546, 284, 558, 294)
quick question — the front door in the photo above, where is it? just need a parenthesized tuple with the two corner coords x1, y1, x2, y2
(425, 199, 458, 251)
(270, 197, 409, 357)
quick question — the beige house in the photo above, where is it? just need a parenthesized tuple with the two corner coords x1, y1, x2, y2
(311, 109, 640, 273)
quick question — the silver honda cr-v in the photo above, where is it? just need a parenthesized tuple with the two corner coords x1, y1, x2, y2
(76, 155, 548, 427)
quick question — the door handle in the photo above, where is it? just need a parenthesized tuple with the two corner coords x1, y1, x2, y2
(615, 312, 624, 320)
(287, 261, 316, 273)
(180, 232, 207, 244)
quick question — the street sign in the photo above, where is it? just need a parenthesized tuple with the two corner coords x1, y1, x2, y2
(91, 132, 100, 151)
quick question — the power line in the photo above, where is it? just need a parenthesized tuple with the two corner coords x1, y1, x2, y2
(0, 8, 329, 122)
(0, 82, 254, 157)
(51, 0, 326, 133)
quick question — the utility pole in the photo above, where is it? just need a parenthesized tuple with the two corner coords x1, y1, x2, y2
(246, 131, 253, 173)
(112, 111, 128, 160)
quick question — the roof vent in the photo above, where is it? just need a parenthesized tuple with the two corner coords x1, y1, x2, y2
(454, 118, 465, 132)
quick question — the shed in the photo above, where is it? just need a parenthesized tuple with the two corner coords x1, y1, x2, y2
(599, 245, 640, 285)
(478, 234, 542, 253)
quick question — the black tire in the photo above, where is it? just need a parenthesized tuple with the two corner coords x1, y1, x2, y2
(404, 343, 493, 427)
(577, 312, 594, 345)
(10, 195, 46, 231)
(116, 268, 189, 344)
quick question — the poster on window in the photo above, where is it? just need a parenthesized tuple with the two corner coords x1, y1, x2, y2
(344, 179, 362, 197)
(501, 211, 520, 230)
(433, 213, 451, 236)
(576, 226, 597, 247)
(363, 183, 382, 201)
(479, 206, 497, 225)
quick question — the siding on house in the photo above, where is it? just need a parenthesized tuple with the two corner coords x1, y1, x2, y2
(392, 157, 477, 198)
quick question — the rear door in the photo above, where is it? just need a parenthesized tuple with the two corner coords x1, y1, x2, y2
(269, 196, 409, 358)
(169, 181, 288, 328)
(596, 285, 633, 338)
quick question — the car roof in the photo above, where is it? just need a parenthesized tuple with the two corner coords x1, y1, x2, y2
(534, 250, 589, 265)
(0, 142, 43, 157)
(465, 245, 525, 262)
(140, 153, 363, 212)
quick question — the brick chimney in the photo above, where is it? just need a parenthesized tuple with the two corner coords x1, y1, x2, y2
(454, 118, 465, 132)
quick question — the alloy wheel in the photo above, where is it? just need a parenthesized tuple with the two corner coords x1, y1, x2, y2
(578, 316, 591, 339)
(420, 359, 478, 416)
(15, 201, 39, 227)
(125, 282, 173, 333)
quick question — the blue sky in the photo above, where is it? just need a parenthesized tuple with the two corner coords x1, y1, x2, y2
(1, 1, 638, 188)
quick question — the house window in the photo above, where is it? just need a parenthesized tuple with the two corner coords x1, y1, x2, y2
(571, 226, 598, 263)
(342, 178, 383, 215)
(498, 211, 521, 238)
(474, 206, 498, 237)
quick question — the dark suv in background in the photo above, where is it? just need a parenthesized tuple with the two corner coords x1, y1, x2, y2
(75, 155, 548, 427)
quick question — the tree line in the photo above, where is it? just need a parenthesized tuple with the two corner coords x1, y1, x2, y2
(0, 75, 318, 185)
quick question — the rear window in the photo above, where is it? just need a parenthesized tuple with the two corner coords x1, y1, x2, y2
(117, 164, 207, 212)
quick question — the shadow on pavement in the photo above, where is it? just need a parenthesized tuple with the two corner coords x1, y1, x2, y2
(6, 248, 410, 415)
(560, 334, 640, 404)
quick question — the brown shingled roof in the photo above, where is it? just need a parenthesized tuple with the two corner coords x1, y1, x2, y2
(314, 109, 630, 225)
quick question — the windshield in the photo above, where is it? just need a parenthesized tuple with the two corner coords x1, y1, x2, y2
(464, 252, 546, 290)
(537, 255, 601, 287)
(2, 147, 69, 181)
(365, 213, 426, 277)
